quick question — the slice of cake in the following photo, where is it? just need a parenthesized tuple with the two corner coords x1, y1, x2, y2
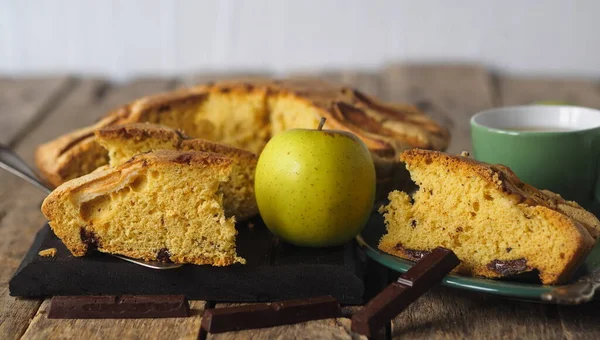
(41, 150, 245, 266)
(379, 149, 599, 284)
(95, 123, 258, 221)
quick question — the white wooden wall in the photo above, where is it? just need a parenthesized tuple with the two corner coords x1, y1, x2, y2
(1, 0, 599, 79)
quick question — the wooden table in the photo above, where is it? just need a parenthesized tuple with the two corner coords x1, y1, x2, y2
(1, 64, 600, 340)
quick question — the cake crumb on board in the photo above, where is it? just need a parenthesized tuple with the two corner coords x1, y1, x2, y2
(38, 248, 57, 257)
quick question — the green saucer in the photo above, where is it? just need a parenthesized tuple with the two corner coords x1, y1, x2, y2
(358, 214, 600, 302)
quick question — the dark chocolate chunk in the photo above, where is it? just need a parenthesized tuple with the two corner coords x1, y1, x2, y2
(393, 243, 431, 261)
(156, 248, 172, 263)
(506, 247, 513, 253)
(201, 295, 340, 334)
(487, 258, 528, 276)
(351, 247, 460, 337)
(404, 248, 430, 261)
(80, 228, 100, 251)
(411, 220, 417, 228)
(48, 295, 189, 319)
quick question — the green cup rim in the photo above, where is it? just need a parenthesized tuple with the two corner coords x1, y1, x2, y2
(470, 105, 600, 136)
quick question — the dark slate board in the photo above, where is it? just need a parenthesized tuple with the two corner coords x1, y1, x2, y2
(9, 218, 366, 304)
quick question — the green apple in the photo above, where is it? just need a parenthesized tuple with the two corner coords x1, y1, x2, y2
(255, 118, 376, 247)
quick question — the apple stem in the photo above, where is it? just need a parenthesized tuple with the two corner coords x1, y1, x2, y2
(318, 117, 327, 131)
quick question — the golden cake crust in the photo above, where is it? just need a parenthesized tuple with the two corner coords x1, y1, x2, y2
(96, 123, 257, 162)
(35, 78, 450, 188)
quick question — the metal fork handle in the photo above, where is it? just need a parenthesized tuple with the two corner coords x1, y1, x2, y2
(541, 280, 600, 304)
(0, 144, 52, 195)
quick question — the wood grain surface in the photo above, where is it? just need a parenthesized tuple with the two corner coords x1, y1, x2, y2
(1, 66, 600, 340)
(383, 63, 497, 154)
(498, 77, 600, 108)
(0, 78, 176, 340)
(20, 300, 205, 340)
(0, 77, 73, 146)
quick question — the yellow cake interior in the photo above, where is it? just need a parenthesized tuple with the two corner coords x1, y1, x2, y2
(43, 151, 244, 266)
(96, 125, 258, 221)
(379, 154, 592, 284)
(139, 90, 270, 154)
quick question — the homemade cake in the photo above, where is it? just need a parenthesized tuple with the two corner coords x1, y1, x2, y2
(35, 78, 450, 193)
(41, 150, 245, 266)
(95, 123, 258, 221)
(378, 149, 599, 284)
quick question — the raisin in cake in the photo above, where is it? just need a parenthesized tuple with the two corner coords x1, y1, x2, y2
(35, 78, 450, 196)
(379, 149, 599, 284)
(95, 123, 257, 221)
(41, 150, 245, 266)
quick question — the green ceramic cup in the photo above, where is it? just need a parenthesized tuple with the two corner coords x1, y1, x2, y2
(470, 105, 600, 209)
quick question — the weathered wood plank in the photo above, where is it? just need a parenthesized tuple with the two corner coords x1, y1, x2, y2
(0, 80, 108, 282)
(182, 72, 272, 87)
(208, 317, 363, 340)
(0, 76, 77, 340)
(288, 70, 383, 97)
(557, 303, 600, 340)
(390, 286, 564, 340)
(498, 77, 600, 108)
(382, 63, 496, 154)
(0, 288, 42, 340)
(497, 74, 600, 340)
(0, 76, 74, 146)
(20, 299, 205, 340)
(0, 78, 176, 340)
(15, 78, 177, 165)
(207, 305, 367, 340)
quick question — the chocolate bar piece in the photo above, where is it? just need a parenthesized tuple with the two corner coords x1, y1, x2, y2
(351, 247, 460, 337)
(48, 295, 190, 319)
(201, 295, 341, 333)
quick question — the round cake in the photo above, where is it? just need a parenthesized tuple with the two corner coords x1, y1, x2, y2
(35, 78, 450, 197)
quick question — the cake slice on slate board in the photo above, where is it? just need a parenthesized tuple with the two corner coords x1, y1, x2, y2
(34, 78, 450, 198)
(95, 123, 258, 221)
(41, 150, 245, 266)
(379, 149, 600, 285)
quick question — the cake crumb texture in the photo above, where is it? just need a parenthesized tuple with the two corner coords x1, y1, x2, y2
(96, 123, 258, 221)
(379, 149, 598, 285)
(38, 248, 57, 257)
(35, 78, 450, 188)
(41, 150, 245, 266)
